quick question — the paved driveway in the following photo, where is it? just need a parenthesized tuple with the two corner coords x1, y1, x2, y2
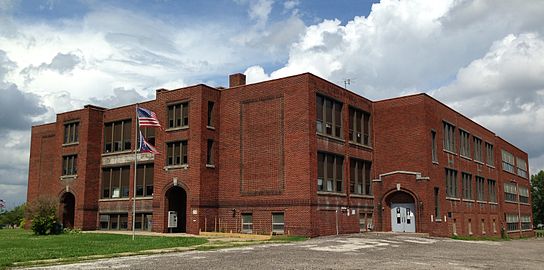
(27, 233, 544, 269)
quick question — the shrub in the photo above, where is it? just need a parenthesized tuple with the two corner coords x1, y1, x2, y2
(25, 195, 61, 235)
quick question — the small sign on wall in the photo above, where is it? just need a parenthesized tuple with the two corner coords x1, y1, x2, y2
(168, 211, 177, 228)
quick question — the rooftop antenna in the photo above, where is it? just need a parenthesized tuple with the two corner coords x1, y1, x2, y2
(343, 78, 354, 89)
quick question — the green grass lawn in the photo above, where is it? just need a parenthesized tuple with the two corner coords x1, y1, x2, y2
(0, 229, 207, 269)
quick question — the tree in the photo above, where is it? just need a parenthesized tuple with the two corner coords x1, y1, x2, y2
(531, 170, 544, 227)
(25, 195, 61, 235)
(0, 203, 26, 227)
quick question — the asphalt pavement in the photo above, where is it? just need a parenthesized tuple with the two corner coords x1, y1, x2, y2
(25, 233, 544, 269)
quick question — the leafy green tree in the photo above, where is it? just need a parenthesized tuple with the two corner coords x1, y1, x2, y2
(531, 170, 544, 227)
(25, 196, 61, 235)
(0, 203, 26, 227)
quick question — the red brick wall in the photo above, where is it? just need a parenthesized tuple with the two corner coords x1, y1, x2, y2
(26, 73, 532, 238)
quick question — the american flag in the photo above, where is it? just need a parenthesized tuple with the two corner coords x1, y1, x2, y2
(137, 107, 161, 128)
(139, 130, 159, 154)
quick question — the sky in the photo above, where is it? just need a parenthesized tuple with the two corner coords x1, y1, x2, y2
(0, 0, 543, 210)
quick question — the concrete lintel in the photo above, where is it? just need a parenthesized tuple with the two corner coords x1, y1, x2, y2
(377, 171, 430, 182)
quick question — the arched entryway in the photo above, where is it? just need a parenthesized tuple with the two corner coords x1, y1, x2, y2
(386, 191, 416, 233)
(60, 192, 75, 229)
(165, 186, 187, 233)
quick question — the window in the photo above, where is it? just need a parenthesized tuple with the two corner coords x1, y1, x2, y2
(476, 176, 485, 201)
(104, 120, 132, 153)
(134, 213, 153, 231)
(468, 219, 472, 235)
(141, 127, 155, 146)
(136, 164, 153, 197)
(485, 142, 494, 166)
(63, 122, 79, 144)
(443, 122, 456, 152)
(521, 215, 531, 230)
(434, 187, 440, 220)
(445, 168, 458, 198)
(350, 158, 372, 195)
(241, 213, 253, 233)
(99, 214, 128, 230)
(166, 141, 188, 166)
(62, 155, 77, 176)
(431, 130, 438, 162)
(101, 166, 130, 199)
(349, 107, 371, 146)
(459, 130, 470, 157)
(207, 140, 214, 165)
(516, 157, 528, 178)
(317, 152, 344, 193)
(167, 102, 189, 129)
(481, 219, 486, 234)
(272, 213, 285, 234)
(473, 137, 483, 162)
(504, 182, 517, 202)
(488, 179, 497, 203)
(316, 95, 343, 138)
(502, 150, 515, 173)
(506, 214, 519, 231)
(519, 186, 529, 203)
(207, 101, 215, 127)
(462, 173, 472, 200)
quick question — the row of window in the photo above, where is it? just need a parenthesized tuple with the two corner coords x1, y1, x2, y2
(317, 152, 372, 195)
(63, 100, 218, 152)
(316, 95, 372, 146)
(444, 169, 497, 203)
(502, 150, 528, 178)
(504, 182, 530, 203)
(65, 140, 215, 194)
(99, 213, 152, 231)
(241, 213, 284, 234)
(101, 165, 155, 199)
(441, 122, 494, 165)
(506, 214, 532, 231)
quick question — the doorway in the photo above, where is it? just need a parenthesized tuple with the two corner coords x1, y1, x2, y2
(165, 186, 187, 233)
(387, 191, 416, 233)
(60, 192, 75, 229)
(391, 203, 416, 232)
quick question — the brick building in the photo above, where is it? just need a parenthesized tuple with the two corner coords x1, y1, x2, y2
(26, 73, 533, 237)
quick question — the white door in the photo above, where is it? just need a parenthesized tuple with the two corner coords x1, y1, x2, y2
(391, 203, 416, 232)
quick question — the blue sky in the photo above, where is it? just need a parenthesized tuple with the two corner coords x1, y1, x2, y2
(1, 0, 544, 209)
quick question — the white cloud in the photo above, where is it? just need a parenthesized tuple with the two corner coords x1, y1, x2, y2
(244, 0, 544, 98)
(0, 2, 309, 208)
(1, 0, 544, 208)
(248, 0, 274, 28)
(432, 33, 544, 174)
(241, 0, 544, 173)
(283, 0, 299, 11)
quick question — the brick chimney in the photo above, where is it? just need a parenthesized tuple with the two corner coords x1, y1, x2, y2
(229, 73, 246, 87)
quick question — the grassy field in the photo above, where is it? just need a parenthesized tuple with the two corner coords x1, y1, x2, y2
(0, 229, 207, 269)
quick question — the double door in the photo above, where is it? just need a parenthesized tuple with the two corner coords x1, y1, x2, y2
(391, 203, 415, 232)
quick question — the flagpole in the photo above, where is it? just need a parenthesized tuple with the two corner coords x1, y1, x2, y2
(132, 104, 139, 240)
